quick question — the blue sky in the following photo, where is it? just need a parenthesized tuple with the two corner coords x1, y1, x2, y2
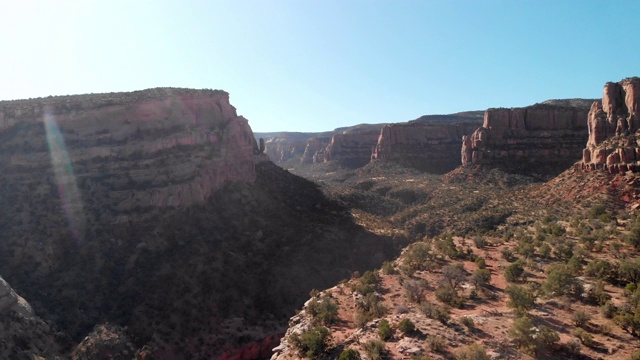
(2, 0, 639, 132)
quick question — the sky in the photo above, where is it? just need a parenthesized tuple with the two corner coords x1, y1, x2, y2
(1, 0, 639, 132)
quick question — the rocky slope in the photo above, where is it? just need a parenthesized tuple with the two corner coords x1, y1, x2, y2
(462, 100, 593, 177)
(580, 77, 640, 173)
(0, 89, 402, 359)
(372, 112, 483, 173)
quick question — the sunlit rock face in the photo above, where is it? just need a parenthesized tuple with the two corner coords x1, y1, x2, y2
(580, 77, 640, 173)
(462, 99, 592, 177)
(0, 88, 260, 212)
(372, 121, 480, 173)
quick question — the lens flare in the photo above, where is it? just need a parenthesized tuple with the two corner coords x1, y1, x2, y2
(44, 107, 85, 241)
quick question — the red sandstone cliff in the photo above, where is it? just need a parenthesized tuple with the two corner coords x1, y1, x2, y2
(581, 77, 640, 173)
(0, 88, 264, 211)
(372, 115, 482, 173)
(462, 100, 592, 176)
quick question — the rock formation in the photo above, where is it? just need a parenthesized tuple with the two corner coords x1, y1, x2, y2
(462, 100, 593, 176)
(0, 276, 34, 318)
(324, 129, 382, 168)
(372, 119, 481, 173)
(300, 137, 330, 164)
(0, 89, 399, 359)
(581, 77, 640, 173)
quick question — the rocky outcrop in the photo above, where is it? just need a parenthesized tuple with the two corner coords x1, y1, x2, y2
(324, 129, 381, 168)
(0, 276, 34, 318)
(462, 101, 592, 176)
(581, 77, 640, 173)
(373, 121, 480, 173)
(300, 137, 330, 164)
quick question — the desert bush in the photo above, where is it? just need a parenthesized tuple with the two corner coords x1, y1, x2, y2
(542, 264, 583, 298)
(509, 316, 535, 351)
(536, 325, 560, 352)
(308, 295, 339, 325)
(538, 243, 551, 259)
(455, 343, 490, 360)
(589, 204, 607, 218)
(474, 256, 486, 269)
(471, 269, 491, 289)
(363, 339, 386, 360)
(614, 311, 640, 335)
(553, 240, 574, 260)
(501, 248, 516, 262)
(442, 263, 468, 290)
(572, 310, 591, 328)
(427, 335, 446, 353)
(630, 350, 640, 360)
(584, 259, 614, 281)
(421, 302, 450, 324)
(378, 319, 392, 341)
(381, 261, 396, 275)
(517, 242, 535, 258)
(338, 348, 361, 360)
(619, 258, 640, 284)
(434, 234, 460, 259)
(356, 293, 387, 320)
(402, 242, 434, 274)
(505, 285, 536, 316)
(565, 339, 581, 356)
(404, 278, 429, 303)
(504, 260, 525, 283)
(567, 255, 583, 275)
(460, 316, 474, 330)
(571, 327, 594, 347)
(394, 304, 410, 314)
(436, 284, 465, 308)
(473, 235, 487, 248)
(290, 326, 331, 358)
(398, 318, 416, 335)
(601, 301, 617, 318)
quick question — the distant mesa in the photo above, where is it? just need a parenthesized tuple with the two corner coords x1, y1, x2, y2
(579, 77, 640, 173)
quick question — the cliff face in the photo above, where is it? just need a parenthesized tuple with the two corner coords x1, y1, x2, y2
(372, 121, 481, 173)
(323, 129, 381, 168)
(462, 101, 592, 176)
(0, 88, 261, 212)
(581, 77, 640, 173)
(0, 89, 399, 359)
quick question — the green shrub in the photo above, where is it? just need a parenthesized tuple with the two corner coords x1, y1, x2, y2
(601, 301, 617, 319)
(542, 264, 583, 298)
(571, 327, 594, 347)
(404, 279, 429, 303)
(381, 261, 397, 275)
(505, 285, 536, 315)
(504, 260, 525, 283)
(509, 316, 535, 351)
(474, 256, 486, 269)
(378, 319, 392, 341)
(589, 204, 606, 218)
(460, 316, 474, 330)
(435, 284, 465, 308)
(571, 310, 591, 328)
(420, 302, 450, 324)
(442, 263, 468, 290)
(307, 296, 339, 325)
(338, 348, 361, 360)
(363, 339, 386, 360)
(398, 318, 416, 335)
(403, 242, 434, 274)
(290, 326, 331, 358)
(471, 269, 491, 289)
(428, 335, 446, 353)
(584, 259, 614, 280)
(455, 343, 490, 360)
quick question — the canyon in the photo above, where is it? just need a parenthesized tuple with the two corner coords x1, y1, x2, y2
(0, 89, 400, 359)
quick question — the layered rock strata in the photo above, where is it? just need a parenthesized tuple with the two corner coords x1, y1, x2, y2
(0, 276, 34, 318)
(373, 121, 480, 173)
(324, 129, 382, 168)
(0, 88, 262, 212)
(462, 101, 592, 176)
(580, 77, 640, 173)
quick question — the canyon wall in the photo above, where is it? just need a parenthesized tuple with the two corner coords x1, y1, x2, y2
(0, 88, 263, 212)
(462, 100, 592, 176)
(580, 77, 640, 173)
(372, 121, 481, 173)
